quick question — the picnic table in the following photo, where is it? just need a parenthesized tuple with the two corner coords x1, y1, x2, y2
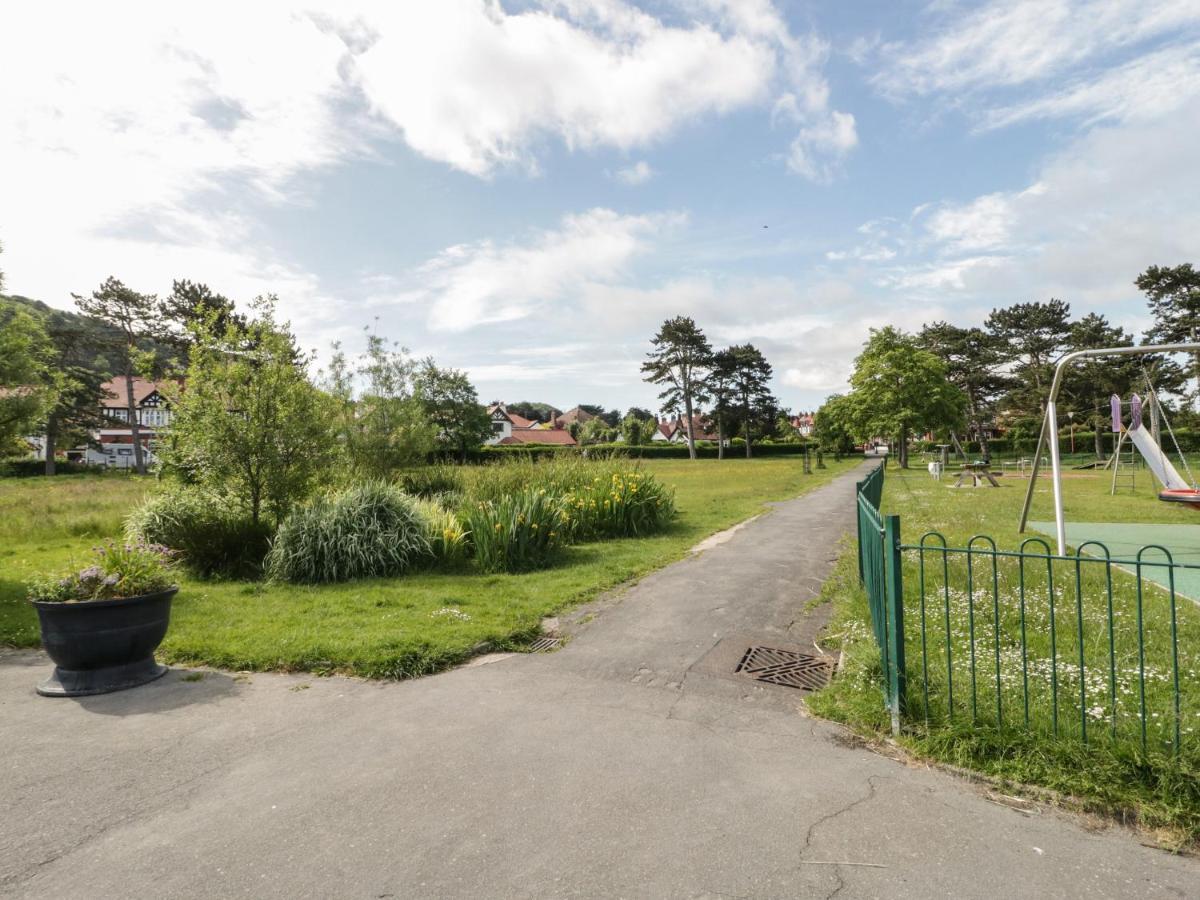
(953, 462, 1001, 488)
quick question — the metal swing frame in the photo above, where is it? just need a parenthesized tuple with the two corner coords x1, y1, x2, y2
(1018, 342, 1200, 555)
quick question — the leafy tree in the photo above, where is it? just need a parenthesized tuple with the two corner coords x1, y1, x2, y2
(159, 280, 245, 355)
(620, 414, 645, 446)
(414, 361, 491, 462)
(625, 406, 655, 423)
(1062, 314, 1140, 458)
(0, 303, 58, 453)
(567, 421, 581, 441)
(324, 331, 436, 477)
(707, 349, 738, 460)
(41, 310, 111, 474)
(718, 343, 778, 458)
(848, 327, 966, 468)
(73, 277, 164, 474)
(813, 394, 857, 457)
(641, 316, 713, 460)
(985, 299, 1071, 417)
(1137, 263, 1200, 407)
(578, 417, 616, 445)
(578, 404, 621, 427)
(508, 401, 561, 423)
(918, 322, 1009, 458)
(161, 297, 337, 527)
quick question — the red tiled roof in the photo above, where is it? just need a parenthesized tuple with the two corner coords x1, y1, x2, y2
(100, 377, 174, 407)
(499, 429, 577, 446)
(553, 406, 595, 428)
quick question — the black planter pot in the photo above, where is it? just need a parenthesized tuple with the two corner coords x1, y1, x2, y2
(31, 587, 177, 697)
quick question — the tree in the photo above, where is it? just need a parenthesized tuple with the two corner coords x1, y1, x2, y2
(813, 394, 857, 457)
(848, 327, 966, 468)
(41, 310, 111, 475)
(0, 303, 58, 453)
(625, 406, 655, 423)
(414, 361, 491, 462)
(1137, 263, 1200, 408)
(706, 349, 738, 460)
(578, 417, 615, 445)
(985, 299, 1071, 418)
(718, 343, 778, 458)
(578, 404, 621, 427)
(641, 316, 712, 460)
(918, 322, 1009, 458)
(73, 277, 164, 474)
(324, 330, 436, 477)
(161, 297, 337, 527)
(159, 279, 245, 355)
(1063, 314, 1139, 458)
(620, 414, 645, 446)
(508, 401, 561, 423)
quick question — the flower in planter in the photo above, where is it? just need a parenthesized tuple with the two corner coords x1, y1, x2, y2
(27, 541, 178, 604)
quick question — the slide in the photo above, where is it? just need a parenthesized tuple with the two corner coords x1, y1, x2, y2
(1127, 425, 1190, 490)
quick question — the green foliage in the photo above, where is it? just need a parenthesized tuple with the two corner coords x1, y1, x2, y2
(414, 360, 491, 460)
(984, 299, 1072, 418)
(464, 488, 572, 573)
(642, 316, 713, 459)
(0, 302, 59, 448)
(400, 466, 466, 498)
(27, 540, 175, 603)
(413, 496, 469, 565)
(126, 487, 273, 578)
(162, 297, 337, 526)
(324, 332, 437, 477)
(621, 414, 645, 446)
(813, 394, 858, 455)
(563, 469, 676, 540)
(266, 481, 432, 584)
(578, 417, 616, 444)
(711, 343, 778, 457)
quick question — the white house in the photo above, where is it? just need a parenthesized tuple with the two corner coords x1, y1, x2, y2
(86, 377, 176, 468)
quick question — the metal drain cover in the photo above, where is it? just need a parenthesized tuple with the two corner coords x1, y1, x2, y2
(529, 636, 561, 652)
(735, 646, 831, 691)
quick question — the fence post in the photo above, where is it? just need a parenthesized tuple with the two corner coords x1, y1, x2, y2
(884, 513, 906, 735)
(855, 480, 865, 582)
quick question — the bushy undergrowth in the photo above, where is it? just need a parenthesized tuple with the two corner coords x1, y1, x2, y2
(266, 482, 431, 584)
(127, 487, 273, 579)
(464, 488, 572, 573)
(564, 469, 676, 540)
(413, 496, 469, 565)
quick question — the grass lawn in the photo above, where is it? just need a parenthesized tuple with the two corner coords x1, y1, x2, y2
(810, 462, 1200, 845)
(0, 457, 859, 678)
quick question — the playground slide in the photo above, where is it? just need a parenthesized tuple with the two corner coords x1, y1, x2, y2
(1127, 425, 1190, 490)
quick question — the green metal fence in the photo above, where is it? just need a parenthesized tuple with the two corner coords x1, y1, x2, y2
(854, 465, 1196, 753)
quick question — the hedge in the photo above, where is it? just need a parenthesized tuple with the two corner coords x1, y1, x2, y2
(431, 440, 819, 464)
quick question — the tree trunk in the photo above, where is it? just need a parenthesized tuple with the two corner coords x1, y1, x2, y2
(744, 413, 752, 459)
(124, 365, 146, 475)
(1094, 423, 1103, 460)
(899, 425, 909, 468)
(44, 413, 58, 476)
(683, 392, 697, 460)
(717, 417, 724, 460)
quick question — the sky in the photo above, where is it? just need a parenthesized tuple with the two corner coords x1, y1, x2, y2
(3, 0, 1199, 414)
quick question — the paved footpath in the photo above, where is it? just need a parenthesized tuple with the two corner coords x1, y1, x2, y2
(2, 464, 1197, 899)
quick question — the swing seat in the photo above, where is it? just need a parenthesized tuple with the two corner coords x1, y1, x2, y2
(1157, 488, 1200, 507)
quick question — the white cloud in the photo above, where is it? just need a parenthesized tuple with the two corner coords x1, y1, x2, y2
(873, 0, 1200, 97)
(615, 161, 655, 185)
(405, 208, 685, 332)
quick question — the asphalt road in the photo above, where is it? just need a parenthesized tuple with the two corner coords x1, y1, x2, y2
(2, 462, 1196, 898)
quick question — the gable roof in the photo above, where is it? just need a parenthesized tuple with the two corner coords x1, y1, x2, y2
(498, 429, 577, 446)
(100, 377, 174, 407)
(553, 406, 595, 428)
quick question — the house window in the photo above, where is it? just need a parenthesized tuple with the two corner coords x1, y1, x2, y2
(117, 448, 132, 456)
(492, 422, 504, 433)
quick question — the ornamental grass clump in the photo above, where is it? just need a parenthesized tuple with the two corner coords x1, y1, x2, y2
(27, 541, 176, 603)
(126, 487, 273, 579)
(564, 469, 676, 540)
(465, 488, 571, 573)
(265, 481, 432, 584)
(413, 496, 469, 565)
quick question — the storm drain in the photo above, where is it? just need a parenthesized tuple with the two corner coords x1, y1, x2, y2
(735, 646, 832, 691)
(528, 636, 561, 652)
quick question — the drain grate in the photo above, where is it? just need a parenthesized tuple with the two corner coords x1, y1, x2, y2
(735, 646, 832, 691)
(529, 636, 561, 652)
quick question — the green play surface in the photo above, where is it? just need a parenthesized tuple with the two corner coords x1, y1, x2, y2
(1029, 521, 1200, 601)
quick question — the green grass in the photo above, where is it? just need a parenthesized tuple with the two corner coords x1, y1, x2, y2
(0, 458, 858, 678)
(810, 463, 1200, 845)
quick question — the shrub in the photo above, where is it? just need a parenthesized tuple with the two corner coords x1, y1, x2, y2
(413, 496, 468, 565)
(400, 466, 465, 499)
(266, 482, 432, 584)
(564, 469, 676, 540)
(28, 541, 176, 603)
(464, 488, 571, 573)
(126, 487, 273, 579)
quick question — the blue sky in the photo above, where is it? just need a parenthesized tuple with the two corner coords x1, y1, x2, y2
(3, 1, 1199, 413)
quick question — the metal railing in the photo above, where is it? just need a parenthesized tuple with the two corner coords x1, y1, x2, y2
(855, 466, 1196, 754)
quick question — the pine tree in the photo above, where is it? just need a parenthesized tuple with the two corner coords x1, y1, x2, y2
(641, 317, 712, 460)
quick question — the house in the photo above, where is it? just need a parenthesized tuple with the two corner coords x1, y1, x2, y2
(86, 377, 176, 468)
(651, 414, 725, 445)
(790, 412, 815, 437)
(486, 403, 578, 446)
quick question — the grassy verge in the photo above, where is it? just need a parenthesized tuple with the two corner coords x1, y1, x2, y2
(810, 464, 1200, 846)
(1, 458, 859, 678)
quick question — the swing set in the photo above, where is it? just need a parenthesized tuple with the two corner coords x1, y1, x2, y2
(1018, 342, 1200, 555)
